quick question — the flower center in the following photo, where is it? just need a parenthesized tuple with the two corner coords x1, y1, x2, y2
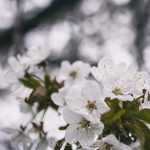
(133, 74, 146, 87)
(112, 87, 122, 95)
(86, 100, 96, 112)
(69, 71, 77, 78)
(79, 118, 90, 129)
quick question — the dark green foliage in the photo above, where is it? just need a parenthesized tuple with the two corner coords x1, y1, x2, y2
(101, 97, 150, 149)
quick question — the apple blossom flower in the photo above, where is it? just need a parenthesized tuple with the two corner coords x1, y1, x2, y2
(56, 61, 90, 83)
(91, 58, 137, 100)
(66, 80, 109, 116)
(63, 108, 104, 148)
(91, 57, 114, 82)
(102, 68, 133, 100)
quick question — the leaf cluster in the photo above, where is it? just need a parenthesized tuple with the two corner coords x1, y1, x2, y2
(101, 97, 150, 150)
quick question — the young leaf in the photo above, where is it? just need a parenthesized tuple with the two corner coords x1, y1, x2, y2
(133, 109, 150, 124)
(19, 77, 41, 89)
(122, 100, 140, 113)
(127, 119, 150, 150)
(105, 98, 120, 111)
(101, 98, 122, 122)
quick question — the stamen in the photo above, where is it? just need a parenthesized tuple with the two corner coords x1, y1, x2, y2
(86, 100, 96, 112)
(112, 87, 122, 96)
(69, 71, 77, 78)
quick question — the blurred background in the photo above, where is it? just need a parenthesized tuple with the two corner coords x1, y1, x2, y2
(0, 0, 150, 149)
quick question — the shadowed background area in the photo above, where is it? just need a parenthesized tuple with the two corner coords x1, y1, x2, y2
(0, 0, 150, 149)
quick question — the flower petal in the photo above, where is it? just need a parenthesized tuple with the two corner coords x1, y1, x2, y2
(81, 81, 101, 102)
(63, 108, 82, 124)
(65, 124, 80, 144)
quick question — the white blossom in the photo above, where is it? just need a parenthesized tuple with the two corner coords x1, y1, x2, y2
(18, 47, 51, 66)
(66, 80, 109, 117)
(91, 57, 114, 82)
(63, 108, 104, 148)
(56, 61, 90, 83)
(8, 56, 27, 78)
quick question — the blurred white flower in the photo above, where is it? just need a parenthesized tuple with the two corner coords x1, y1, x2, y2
(1, 128, 32, 150)
(8, 47, 51, 77)
(31, 138, 52, 150)
(19, 47, 51, 66)
(63, 108, 104, 148)
(8, 56, 27, 78)
(0, 65, 11, 89)
(56, 61, 90, 83)
(11, 131, 32, 150)
(91, 134, 131, 150)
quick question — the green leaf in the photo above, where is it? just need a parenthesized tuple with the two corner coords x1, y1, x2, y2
(54, 139, 65, 150)
(133, 109, 150, 124)
(129, 119, 150, 150)
(19, 77, 41, 89)
(101, 109, 125, 122)
(101, 98, 122, 122)
(122, 100, 140, 113)
(111, 109, 125, 121)
(105, 98, 120, 111)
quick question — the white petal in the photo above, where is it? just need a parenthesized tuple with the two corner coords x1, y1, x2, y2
(0, 127, 17, 134)
(90, 122, 104, 135)
(65, 83, 85, 110)
(115, 62, 127, 74)
(102, 134, 120, 146)
(65, 124, 80, 144)
(91, 67, 102, 81)
(81, 81, 101, 102)
(51, 92, 65, 106)
(96, 101, 109, 114)
(98, 57, 113, 69)
(56, 61, 71, 82)
(63, 108, 82, 124)
(33, 139, 50, 150)
(78, 128, 95, 148)
(72, 61, 90, 78)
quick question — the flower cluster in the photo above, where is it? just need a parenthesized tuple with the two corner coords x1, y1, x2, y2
(1, 55, 150, 150)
